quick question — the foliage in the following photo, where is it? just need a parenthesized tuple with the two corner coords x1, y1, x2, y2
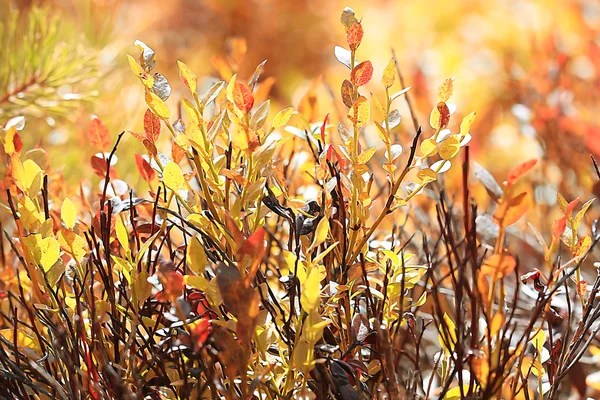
(2, 5, 600, 400)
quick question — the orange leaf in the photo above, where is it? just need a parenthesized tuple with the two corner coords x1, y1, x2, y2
(232, 82, 254, 114)
(88, 116, 111, 150)
(134, 154, 155, 182)
(553, 216, 567, 240)
(493, 192, 529, 227)
(437, 102, 450, 129)
(143, 109, 161, 142)
(346, 22, 364, 51)
(482, 253, 517, 278)
(506, 159, 537, 186)
(351, 61, 373, 87)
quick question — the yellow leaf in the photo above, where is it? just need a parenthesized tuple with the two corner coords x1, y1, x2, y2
(490, 312, 505, 337)
(162, 161, 184, 191)
(61, 198, 77, 230)
(182, 99, 200, 125)
(301, 268, 322, 312)
(226, 73, 237, 104)
(438, 312, 457, 355)
(437, 77, 454, 102)
(420, 138, 438, 157)
(183, 275, 209, 290)
(39, 237, 60, 272)
(116, 219, 129, 254)
(374, 121, 390, 144)
(417, 168, 437, 183)
(531, 328, 546, 352)
(187, 237, 207, 275)
(357, 148, 376, 165)
(309, 217, 329, 253)
(145, 91, 170, 120)
(444, 385, 473, 400)
(382, 58, 396, 88)
(127, 55, 154, 88)
(4, 126, 18, 155)
(439, 135, 461, 160)
(272, 107, 295, 129)
(177, 60, 197, 93)
(58, 230, 87, 261)
(460, 111, 477, 137)
(347, 96, 370, 127)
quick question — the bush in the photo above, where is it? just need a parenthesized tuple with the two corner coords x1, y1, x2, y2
(1, 6, 599, 400)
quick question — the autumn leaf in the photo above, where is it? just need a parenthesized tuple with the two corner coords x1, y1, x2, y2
(493, 192, 529, 227)
(439, 135, 460, 160)
(134, 154, 155, 182)
(348, 96, 370, 127)
(341, 79, 354, 108)
(162, 161, 184, 191)
(145, 91, 170, 120)
(437, 77, 454, 102)
(506, 159, 537, 186)
(61, 198, 77, 230)
(272, 107, 295, 128)
(232, 81, 254, 114)
(88, 116, 111, 150)
(351, 61, 373, 87)
(481, 253, 517, 278)
(346, 22, 364, 51)
(177, 60, 197, 93)
(143, 109, 161, 142)
(382, 58, 395, 88)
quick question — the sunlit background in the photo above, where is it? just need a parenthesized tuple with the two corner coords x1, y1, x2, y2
(3, 0, 600, 211)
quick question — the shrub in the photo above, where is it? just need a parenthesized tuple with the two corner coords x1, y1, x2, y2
(1, 6, 599, 400)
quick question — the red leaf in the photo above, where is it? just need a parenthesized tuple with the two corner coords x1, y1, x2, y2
(88, 116, 111, 150)
(232, 82, 254, 114)
(192, 317, 212, 348)
(143, 109, 161, 142)
(320, 113, 329, 143)
(437, 102, 451, 129)
(351, 61, 373, 87)
(134, 154, 155, 182)
(347, 22, 364, 51)
(239, 228, 266, 284)
(90, 154, 117, 178)
(156, 269, 184, 302)
(553, 216, 567, 240)
(566, 197, 580, 218)
(506, 159, 537, 186)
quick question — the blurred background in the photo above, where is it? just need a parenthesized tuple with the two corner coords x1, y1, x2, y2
(2, 0, 600, 214)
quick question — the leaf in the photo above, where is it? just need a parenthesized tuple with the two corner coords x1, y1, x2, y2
(134, 40, 156, 70)
(351, 61, 373, 87)
(145, 91, 170, 120)
(39, 237, 60, 272)
(574, 236, 592, 258)
(573, 198, 595, 230)
(438, 313, 457, 355)
(347, 96, 370, 127)
(382, 58, 395, 88)
(152, 73, 172, 101)
(474, 163, 503, 201)
(346, 22, 364, 51)
(115, 219, 129, 254)
(232, 81, 254, 114)
(4, 126, 22, 156)
(506, 159, 537, 186)
(420, 138, 438, 157)
(301, 268, 322, 312)
(272, 107, 294, 129)
(460, 111, 477, 137)
(61, 198, 77, 230)
(481, 253, 516, 278)
(250, 100, 270, 130)
(200, 80, 225, 106)
(88, 116, 111, 150)
(143, 109, 161, 142)
(493, 192, 529, 227)
(127, 54, 154, 88)
(134, 154, 155, 182)
(334, 46, 355, 69)
(439, 135, 461, 160)
(162, 161, 184, 191)
(357, 148, 376, 165)
(177, 60, 197, 93)
(387, 109, 402, 129)
(531, 329, 546, 352)
(437, 77, 454, 102)
(309, 218, 329, 253)
(341, 79, 354, 108)
(341, 7, 358, 30)
(417, 168, 437, 183)
(187, 237, 207, 275)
